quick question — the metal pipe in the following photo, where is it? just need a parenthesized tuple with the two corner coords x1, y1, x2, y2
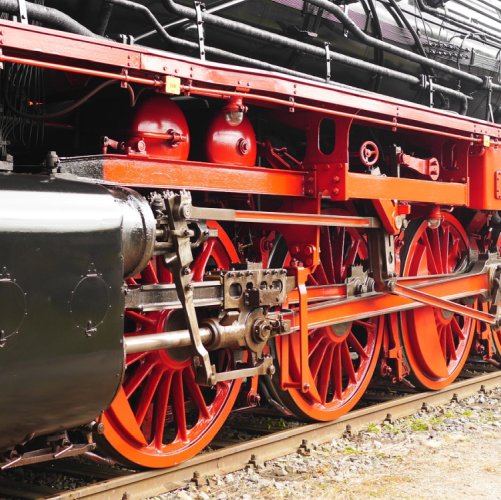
(104, 0, 334, 84)
(95, 2, 114, 36)
(413, 0, 501, 48)
(305, 0, 491, 87)
(0, 0, 98, 37)
(158, 0, 470, 107)
(135, 0, 249, 42)
(125, 327, 213, 354)
(453, 0, 500, 22)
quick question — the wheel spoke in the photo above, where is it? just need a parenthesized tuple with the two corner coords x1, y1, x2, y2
(135, 367, 164, 426)
(153, 371, 173, 449)
(331, 345, 343, 400)
(192, 239, 216, 281)
(124, 359, 156, 398)
(341, 341, 357, 384)
(332, 227, 346, 282)
(347, 331, 368, 360)
(125, 310, 157, 327)
(308, 331, 325, 357)
(126, 351, 148, 367)
(429, 228, 444, 274)
(440, 224, 450, 273)
(320, 227, 336, 283)
(156, 258, 173, 284)
(448, 236, 460, 272)
(172, 371, 188, 441)
(308, 274, 320, 286)
(314, 262, 330, 286)
(318, 345, 334, 404)
(310, 339, 330, 381)
(439, 324, 447, 357)
(451, 316, 465, 341)
(421, 232, 440, 275)
(353, 319, 376, 331)
(445, 325, 457, 361)
(183, 368, 211, 420)
(344, 239, 361, 271)
(142, 262, 159, 285)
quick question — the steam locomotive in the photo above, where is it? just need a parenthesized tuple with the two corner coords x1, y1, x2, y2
(0, 0, 500, 469)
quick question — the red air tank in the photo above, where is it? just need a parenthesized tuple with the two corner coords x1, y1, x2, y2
(129, 95, 190, 160)
(205, 111, 257, 166)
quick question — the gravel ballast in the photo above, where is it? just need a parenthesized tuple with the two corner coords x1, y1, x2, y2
(153, 387, 501, 500)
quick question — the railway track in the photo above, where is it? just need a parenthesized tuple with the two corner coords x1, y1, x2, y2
(1, 368, 499, 500)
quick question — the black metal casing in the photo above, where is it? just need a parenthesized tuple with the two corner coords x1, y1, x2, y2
(0, 174, 125, 450)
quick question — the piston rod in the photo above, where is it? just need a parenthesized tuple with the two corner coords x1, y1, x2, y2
(125, 327, 213, 354)
(125, 320, 248, 354)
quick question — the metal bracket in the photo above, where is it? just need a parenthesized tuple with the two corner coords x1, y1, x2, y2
(17, 0, 28, 24)
(367, 231, 396, 291)
(483, 76, 494, 122)
(420, 74, 435, 108)
(324, 42, 331, 83)
(345, 265, 374, 296)
(220, 266, 288, 310)
(1, 443, 95, 470)
(194, 1, 206, 61)
(211, 356, 274, 384)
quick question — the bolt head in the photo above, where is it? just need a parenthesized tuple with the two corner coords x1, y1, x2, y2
(181, 204, 192, 219)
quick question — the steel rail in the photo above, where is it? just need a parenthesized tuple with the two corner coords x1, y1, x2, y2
(46, 371, 501, 500)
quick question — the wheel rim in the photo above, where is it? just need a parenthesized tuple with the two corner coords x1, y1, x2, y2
(272, 224, 383, 421)
(399, 214, 475, 389)
(101, 223, 242, 468)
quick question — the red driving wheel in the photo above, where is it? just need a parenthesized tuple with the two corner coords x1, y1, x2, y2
(269, 223, 383, 421)
(101, 223, 242, 468)
(398, 214, 475, 389)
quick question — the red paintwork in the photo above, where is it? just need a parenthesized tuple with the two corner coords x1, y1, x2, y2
(205, 113, 257, 166)
(396, 152, 440, 181)
(129, 95, 190, 160)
